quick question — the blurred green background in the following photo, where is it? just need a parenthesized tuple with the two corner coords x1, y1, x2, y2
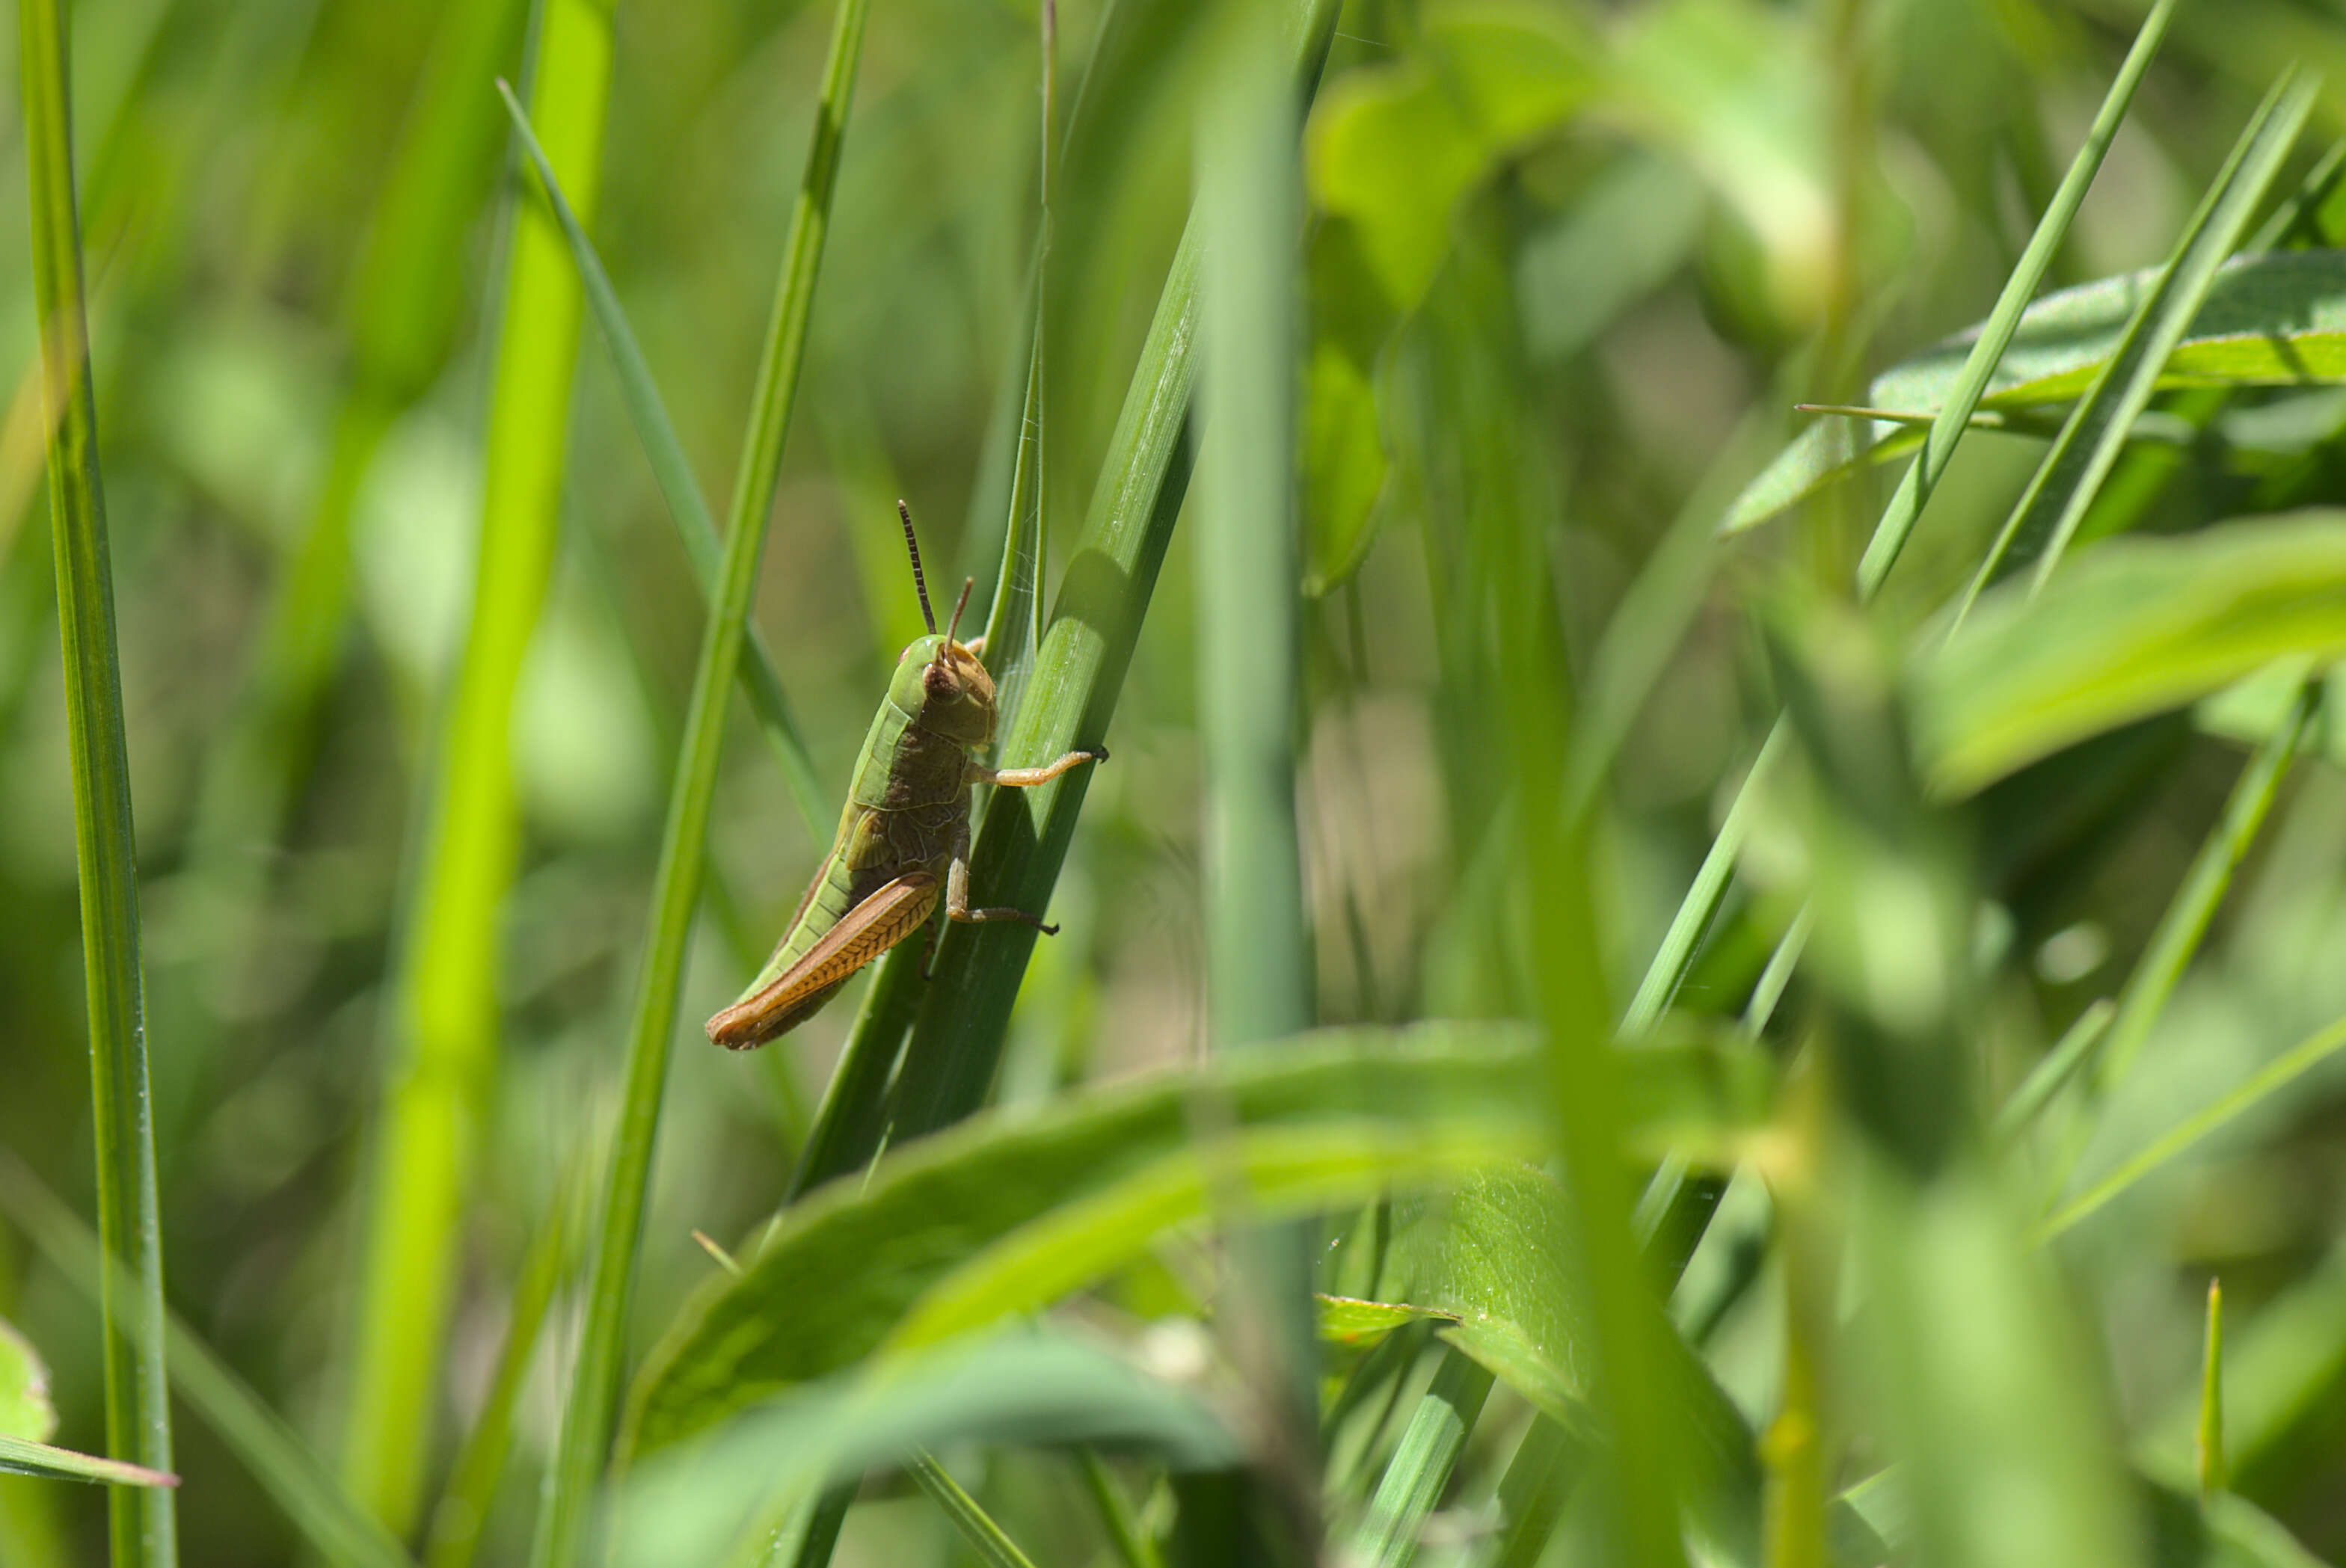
(8, 0, 2346, 1563)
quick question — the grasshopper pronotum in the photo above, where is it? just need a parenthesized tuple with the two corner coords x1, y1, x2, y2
(705, 502, 1105, 1048)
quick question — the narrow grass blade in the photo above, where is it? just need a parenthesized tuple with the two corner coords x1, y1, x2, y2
(528, 0, 872, 1560)
(0, 1155, 413, 1568)
(1852, 0, 2179, 600)
(1078, 1450, 1167, 1568)
(497, 79, 827, 839)
(1954, 69, 2319, 621)
(1992, 998, 2116, 1142)
(1350, 1350, 1493, 1568)
(2039, 1008, 2346, 1241)
(423, 1180, 573, 1568)
(1629, 0, 2179, 1037)
(0, 1436, 176, 1489)
(18, 0, 176, 1559)
(2089, 683, 2316, 1092)
(341, 0, 616, 1533)
(2199, 1279, 2225, 1497)
(908, 1451, 1041, 1568)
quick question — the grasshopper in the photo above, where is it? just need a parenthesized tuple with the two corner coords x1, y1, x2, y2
(706, 502, 1105, 1049)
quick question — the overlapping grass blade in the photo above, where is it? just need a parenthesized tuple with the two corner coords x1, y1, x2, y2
(0, 1436, 176, 1490)
(907, 1451, 1041, 1568)
(495, 79, 827, 837)
(1624, 0, 2178, 1036)
(526, 0, 871, 1560)
(18, 0, 176, 1560)
(1954, 69, 2319, 618)
(341, 0, 616, 1533)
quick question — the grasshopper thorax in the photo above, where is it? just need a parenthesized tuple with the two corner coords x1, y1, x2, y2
(892, 633, 996, 746)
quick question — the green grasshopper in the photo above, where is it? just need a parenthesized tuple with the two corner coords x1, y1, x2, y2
(706, 502, 1105, 1049)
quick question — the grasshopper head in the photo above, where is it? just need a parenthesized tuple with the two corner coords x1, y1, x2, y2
(889, 502, 996, 745)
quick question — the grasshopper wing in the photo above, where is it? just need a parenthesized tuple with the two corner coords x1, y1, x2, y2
(705, 870, 940, 1049)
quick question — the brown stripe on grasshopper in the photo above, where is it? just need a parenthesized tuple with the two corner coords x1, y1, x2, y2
(706, 501, 1106, 1050)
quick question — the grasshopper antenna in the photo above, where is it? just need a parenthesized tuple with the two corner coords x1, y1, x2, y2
(940, 577, 975, 652)
(897, 499, 937, 636)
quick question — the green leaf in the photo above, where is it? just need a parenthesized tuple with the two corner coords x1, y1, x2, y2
(1317, 1297, 1454, 1344)
(0, 1436, 177, 1491)
(628, 1026, 1556, 1454)
(613, 1335, 1239, 1568)
(1727, 244, 2346, 536)
(0, 1323, 55, 1445)
(1306, 5, 1594, 310)
(1912, 514, 2346, 795)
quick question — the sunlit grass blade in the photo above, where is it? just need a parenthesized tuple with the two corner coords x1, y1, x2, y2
(1627, 0, 2178, 1038)
(341, 0, 615, 1534)
(1852, 0, 2179, 600)
(2039, 1007, 2346, 1241)
(0, 1155, 412, 1568)
(1953, 69, 2318, 619)
(1992, 998, 2116, 1142)
(2199, 1279, 2225, 1498)
(495, 79, 828, 839)
(526, 0, 872, 1560)
(0, 1436, 176, 1490)
(1349, 1350, 1492, 1568)
(18, 0, 176, 1560)
(907, 1451, 1041, 1568)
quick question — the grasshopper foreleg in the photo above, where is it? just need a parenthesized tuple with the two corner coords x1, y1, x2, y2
(968, 746, 1106, 788)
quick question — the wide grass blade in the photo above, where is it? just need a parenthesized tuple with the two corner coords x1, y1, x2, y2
(340, 0, 615, 1533)
(0, 1156, 414, 1568)
(18, 0, 177, 1559)
(495, 79, 828, 838)
(526, 0, 872, 1560)
(1349, 1350, 1492, 1568)
(1955, 69, 2319, 615)
(1911, 518, 2346, 796)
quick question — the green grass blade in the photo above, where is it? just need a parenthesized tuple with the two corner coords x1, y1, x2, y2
(0, 1436, 176, 1490)
(1078, 1451, 1167, 1568)
(2089, 683, 2315, 1092)
(1350, 1349, 1493, 1568)
(1849, 0, 2178, 600)
(1992, 998, 2116, 1143)
(423, 1181, 572, 1568)
(527, 0, 871, 1560)
(17, 0, 176, 1559)
(2199, 1279, 2225, 1497)
(907, 1451, 1041, 1568)
(792, 0, 1345, 1208)
(340, 0, 616, 1534)
(1954, 70, 2319, 620)
(1627, 0, 2178, 1037)
(496, 79, 829, 840)
(2039, 1008, 2346, 1242)
(0, 1155, 414, 1568)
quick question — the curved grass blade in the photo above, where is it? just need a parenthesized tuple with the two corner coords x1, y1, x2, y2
(496, 79, 827, 839)
(2039, 1007, 2346, 1241)
(1953, 70, 2320, 621)
(341, 0, 616, 1532)
(18, 0, 176, 1558)
(526, 0, 872, 1561)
